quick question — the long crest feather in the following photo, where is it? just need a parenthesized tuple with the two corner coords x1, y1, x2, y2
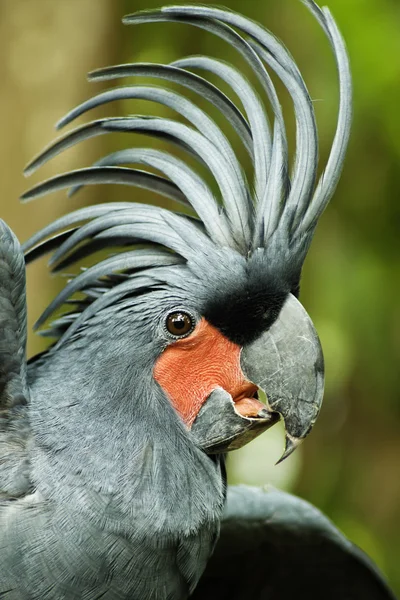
(22, 0, 351, 342)
(87, 63, 254, 157)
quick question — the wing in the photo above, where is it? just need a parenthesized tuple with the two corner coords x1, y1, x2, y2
(0, 219, 32, 498)
(192, 485, 396, 600)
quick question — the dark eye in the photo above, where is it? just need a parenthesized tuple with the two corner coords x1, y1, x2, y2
(165, 311, 194, 338)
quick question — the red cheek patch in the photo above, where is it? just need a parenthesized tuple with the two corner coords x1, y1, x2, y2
(154, 318, 258, 426)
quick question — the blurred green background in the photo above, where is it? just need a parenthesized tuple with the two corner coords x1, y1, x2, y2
(0, 0, 399, 593)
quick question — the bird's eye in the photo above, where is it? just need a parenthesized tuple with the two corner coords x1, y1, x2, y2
(165, 311, 194, 338)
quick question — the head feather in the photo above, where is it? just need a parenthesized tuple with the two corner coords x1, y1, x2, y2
(22, 0, 352, 346)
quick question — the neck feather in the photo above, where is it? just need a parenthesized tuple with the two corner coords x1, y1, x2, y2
(28, 342, 225, 537)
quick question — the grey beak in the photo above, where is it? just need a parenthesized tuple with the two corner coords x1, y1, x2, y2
(240, 293, 324, 462)
(191, 388, 279, 453)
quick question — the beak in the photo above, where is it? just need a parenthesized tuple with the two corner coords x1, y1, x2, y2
(190, 387, 279, 453)
(192, 294, 324, 461)
(240, 293, 324, 462)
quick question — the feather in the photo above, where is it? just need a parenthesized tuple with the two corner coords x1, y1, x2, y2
(34, 249, 183, 329)
(54, 271, 169, 348)
(22, 203, 137, 253)
(65, 149, 232, 247)
(56, 85, 245, 189)
(102, 118, 251, 247)
(24, 229, 79, 265)
(21, 166, 189, 207)
(172, 54, 270, 203)
(247, 39, 318, 236)
(47, 204, 214, 269)
(0, 221, 31, 498)
(88, 62, 254, 157)
(193, 486, 397, 600)
(24, 116, 250, 249)
(123, 10, 283, 206)
(20, 0, 352, 353)
(299, 3, 352, 233)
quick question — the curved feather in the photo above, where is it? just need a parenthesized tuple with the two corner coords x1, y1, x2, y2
(172, 55, 270, 203)
(24, 229, 79, 265)
(123, 11, 285, 209)
(56, 85, 244, 183)
(122, 7, 316, 246)
(87, 62, 253, 157)
(24, 117, 250, 249)
(34, 249, 183, 329)
(21, 166, 189, 207)
(157, 3, 350, 240)
(22, 203, 138, 254)
(246, 39, 318, 236)
(299, 3, 352, 233)
(158, 6, 317, 235)
(65, 149, 232, 247)
(101, 117, 251, 246)
(54, 269, 175, 348)
(47, 205, 213, 269)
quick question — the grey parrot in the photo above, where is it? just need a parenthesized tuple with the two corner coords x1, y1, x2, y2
(0, 1, 396, 599)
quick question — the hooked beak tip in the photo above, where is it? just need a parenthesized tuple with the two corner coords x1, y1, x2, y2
(276, 433, 304, 465)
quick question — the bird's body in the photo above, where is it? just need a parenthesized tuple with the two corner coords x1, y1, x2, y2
(1, 241, 225, 598)
(0, 1, 396, 598)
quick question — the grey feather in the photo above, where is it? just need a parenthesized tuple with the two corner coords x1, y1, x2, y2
(34, 249, 183, 329)
(101, 118, 251, 247)
(246, 38, 318, 236)
(54, 269, 176, 348)
(24, 229, 79, 265)
(65, 149, 232, 247)
(24, 116, 250, 249)
(172, 54, 271, 204)
(47, 204, 213, 268)
(193, 486, 396, 600)
(56, 85, 245, 190)
(122, 10, 288, 207)
(21, 165, 189, 207)
(151, 5, 317, 237)
(87, 62, 254, 156)
(123, 12, 272, 199)
(157, 2, 348, 243)
(0, 221, 31, 498)
(299, 4, 352, 233)
(22, 203, 138, 254)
